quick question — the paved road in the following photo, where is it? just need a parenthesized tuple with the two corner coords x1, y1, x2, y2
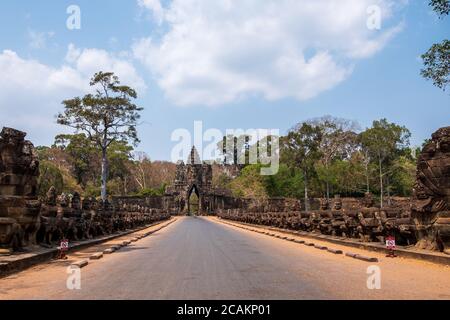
(1, 217, 450, 300)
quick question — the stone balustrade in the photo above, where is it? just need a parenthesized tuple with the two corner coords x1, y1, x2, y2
(0, 127, 170, 253)
(1, 125, 449, 254)
(218, 193, 417, 246)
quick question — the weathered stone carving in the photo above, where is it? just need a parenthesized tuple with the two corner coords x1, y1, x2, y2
(2, 126, 449, 254)
(0, 128, 41, 252)
(37, 187, 61, 246)
(218, 200, 411, 246)
(413, 126, 450, 253)
(219, 127, 450, 253)
(0, 127, 171, 253)
(165, 147, 215, 215)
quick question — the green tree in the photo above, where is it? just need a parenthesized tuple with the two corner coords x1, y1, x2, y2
(217, 134, 249, 165)
(390, 155, 416, 196)
(35, 145, 82, 196)
(421, 1, 449, 90)
(264, 164, 304, 199)
(308, 116, 359, 200)
(37, 161, 64, 197)
(107, 140, 133, 193)
(137, 184, 167, 197)
(281, 123, 322, 211)
(421, 40, 449, 90)
(316, 156, 367, 197)
(430, 0, 450, 16)
(228, 164, 267, 199)
(54, 133, 98, 186)
(57, 72, 143, 201)
(360, 119, 411, 207)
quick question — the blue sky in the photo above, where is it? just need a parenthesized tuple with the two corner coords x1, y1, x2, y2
(0, 0, 448, 161)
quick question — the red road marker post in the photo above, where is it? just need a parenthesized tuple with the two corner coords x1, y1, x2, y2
(386, 236, 397, 258)
(57, 239, 69, 260)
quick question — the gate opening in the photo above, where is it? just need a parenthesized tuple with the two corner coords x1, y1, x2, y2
(188, 185, 200, 216)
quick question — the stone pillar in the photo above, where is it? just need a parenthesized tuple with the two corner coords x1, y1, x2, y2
(0, 127, 41, 253)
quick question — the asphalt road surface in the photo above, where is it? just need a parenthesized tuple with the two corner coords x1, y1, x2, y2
(1, 217, 449, 300)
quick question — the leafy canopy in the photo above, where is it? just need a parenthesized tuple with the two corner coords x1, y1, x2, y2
(430, 0, 450, 17)
(421, 40, 450, 91)
(57, 71, 143, 149)
(421, 1, 449, 91)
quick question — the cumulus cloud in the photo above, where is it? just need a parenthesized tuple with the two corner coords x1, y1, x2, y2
(133, 0, 406, 106)
(0, 45, 145, 144)
(65, 44, 146, 91)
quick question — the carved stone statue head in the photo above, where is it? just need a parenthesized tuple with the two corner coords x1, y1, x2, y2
(46, 186, 57, 206)
(71, 192, 82, 210)
(363, 192, 375, 208)
(320, 198, 329, 211)
(333, 195, 342, 211)
(57, 193, 70, 208)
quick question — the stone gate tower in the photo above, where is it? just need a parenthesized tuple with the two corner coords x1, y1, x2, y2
(165, 147, 213, 215)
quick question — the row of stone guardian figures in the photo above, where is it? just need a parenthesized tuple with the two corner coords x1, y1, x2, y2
(37, 187, 170, 247)
(2, 192, 170, 251)
(7, 187, 170, 250)
(218, 194, 417, 246)
(221, 126, 450, 254)
(1, 125, 449, 253)
(0, 127, 170, 252)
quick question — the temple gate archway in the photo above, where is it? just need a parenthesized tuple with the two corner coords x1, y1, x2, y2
(187, 184, 200, 216)
(165, 146, 213, 215)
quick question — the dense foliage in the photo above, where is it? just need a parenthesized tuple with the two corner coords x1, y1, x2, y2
(37, 133, 175, 198)
(220, 117, 418, 205)
(421, 0, 449, 91)
(57, 72, 143, 201)
(39, 110, 419, 204)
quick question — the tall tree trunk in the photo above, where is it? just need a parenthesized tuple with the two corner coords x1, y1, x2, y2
(386, 176, 391, 206)
(304, 169, 309, 212)
(139, 163, 146, 189)
(378, 156, 383, 208)
(364, 150, 370, 193)
(325, 161, 330, 201)
(365, 162, 370, 193)
(101, 147, 108, 202)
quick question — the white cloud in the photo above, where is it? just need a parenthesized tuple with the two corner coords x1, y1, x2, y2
(0, 46, 146, 144)
(134, 0, 406, 107)
(28, 30, 55, 49)
(65, 44, 146, 91)
(137, 0, 165, 24)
